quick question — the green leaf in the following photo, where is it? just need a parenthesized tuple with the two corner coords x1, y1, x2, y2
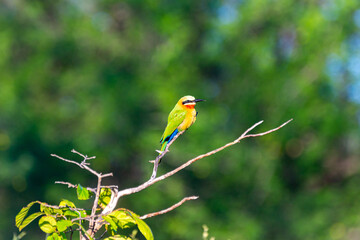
(59, 199, 76, 208)
(80, 210, 87, 218)
(46, 233, 60, 240)
(103, 215, 118, 234)
(15, 201, 38, 229)
(103, 209, 137, 235)
(63, 210, 79, 218)
(46, 232, 67, 240)
(40, 204, 63, 216)
(99, 188, 112, 209)
(76, 184, 92, 200)
(103, 209, 153, 239)
(39, 216, 57, 233)
(108, 210, 136, 229)
(103, 235, 132, 240)
(56, 219, 73, 232)
(131, 213, 154, 240)
(18, 212, 45, 231)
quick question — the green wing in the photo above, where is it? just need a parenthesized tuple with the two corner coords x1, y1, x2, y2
(160, 109, 186, 144)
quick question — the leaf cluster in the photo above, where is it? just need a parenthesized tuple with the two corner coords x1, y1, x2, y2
(15, 185, 153, 240)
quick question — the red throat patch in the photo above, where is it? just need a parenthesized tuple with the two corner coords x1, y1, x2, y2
(184, 104, 195, 109)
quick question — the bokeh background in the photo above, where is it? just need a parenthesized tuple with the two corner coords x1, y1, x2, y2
(1, 0, 360, 239)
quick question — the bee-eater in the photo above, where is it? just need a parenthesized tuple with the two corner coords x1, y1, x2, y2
(159, 95, 205, 153)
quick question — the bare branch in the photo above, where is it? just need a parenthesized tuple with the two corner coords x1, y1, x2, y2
(71, 212, 108, 223)
(102, 119, 292, 215)
(101, 173, 113, 178)
(37, 201, 86, 212)
(71, 149, 96, 161)
(51, 154, 82, 168)
(51, 152, 99, 177)
(140, 196, 199, 219)
(240, 120, 264, 137)
(89, 174, 103, 230)
(150, 130, 185, 180)
(55, 181, 118, 194)
(55, 181, 78, 188)
(239, 118, 293, 139)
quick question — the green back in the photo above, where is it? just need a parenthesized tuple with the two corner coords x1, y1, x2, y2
(160, 108, 186, 144)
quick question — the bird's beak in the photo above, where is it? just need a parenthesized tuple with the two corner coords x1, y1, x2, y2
(194, 99, 205, 103)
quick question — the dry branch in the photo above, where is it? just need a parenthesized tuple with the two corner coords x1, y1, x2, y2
(150, 130, 185, 180)
(140, 196, 199, 219)
(100, 119, 292, 216)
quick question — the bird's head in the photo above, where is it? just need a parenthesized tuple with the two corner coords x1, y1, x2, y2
(178, 95, 205, 109)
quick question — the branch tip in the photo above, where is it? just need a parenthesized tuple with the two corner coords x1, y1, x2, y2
(140, 195, 199, 219)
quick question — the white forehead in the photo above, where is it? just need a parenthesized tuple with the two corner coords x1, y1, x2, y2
(183, 95, 195, 101)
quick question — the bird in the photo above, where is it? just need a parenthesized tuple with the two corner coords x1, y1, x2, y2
(159, 95, 205, 154)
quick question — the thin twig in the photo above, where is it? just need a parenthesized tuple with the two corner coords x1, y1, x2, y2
(35, 201, 86, 212)
(150, 130, 185, 180)
(55, 181, 78, 188)
(97, 229, 108, 240)
(71, 213, 108, 222)
(51, 154, 83, 168)
(55, 181, 117, 190)
(140, 196, 199, 219)
(101, 173, 113, 178)
(72, 149, 96, 161)
(55, 181, 118, 195)
(89, 175, 102, 230)
(53, 149, 113, 178)
(240, 119, 292, 139)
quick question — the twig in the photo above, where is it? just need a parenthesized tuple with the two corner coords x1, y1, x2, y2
(89, 174, 102, 230)
(52, 149, 115, 239)
(150, 130, 185, 180)
(71, 149, 96, 161)
(71, 213, 107, 222)
(51, 154, 83, 168)
(140, 196, 199, 219)
(51, 151, 113, 178)
(240, 119, 292, 138)
(35, 201, 86, 212)
(55, 181, 78, 188)
(97, 229, 108, 240)
(55, 181, 118, 191)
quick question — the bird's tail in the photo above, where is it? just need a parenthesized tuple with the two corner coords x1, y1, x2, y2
(160, 141, 168, 154)
(159, 129, 179, 155)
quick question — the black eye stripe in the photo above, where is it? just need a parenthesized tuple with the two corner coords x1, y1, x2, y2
(182, 100, 193, 104)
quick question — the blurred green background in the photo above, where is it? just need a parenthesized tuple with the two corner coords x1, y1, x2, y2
(1, 0, 360, 239)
